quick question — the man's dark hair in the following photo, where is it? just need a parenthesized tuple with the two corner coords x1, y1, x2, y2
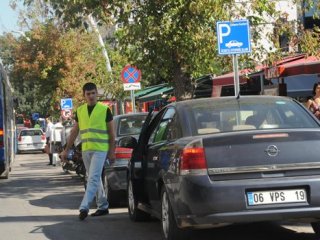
(83, 82, 97, 94)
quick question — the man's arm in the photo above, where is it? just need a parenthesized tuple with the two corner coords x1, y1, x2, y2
(60, 122, 79, 162)
(65, 122, 79, 151)
(107, 120, 116, 161)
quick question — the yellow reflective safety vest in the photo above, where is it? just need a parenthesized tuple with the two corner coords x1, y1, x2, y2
(77, 103, 109, 152)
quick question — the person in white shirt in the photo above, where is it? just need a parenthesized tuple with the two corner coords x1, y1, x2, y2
(45, 116, 54, 165)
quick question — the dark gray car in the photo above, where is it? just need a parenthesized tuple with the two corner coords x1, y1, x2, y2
(126, 96, 320, 240)
(103, 112, 148, 206)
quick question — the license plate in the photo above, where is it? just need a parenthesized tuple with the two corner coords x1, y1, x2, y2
(247, 189, 307, 206)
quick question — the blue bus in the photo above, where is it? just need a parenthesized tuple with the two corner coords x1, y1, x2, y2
(0, 62, 15, 179)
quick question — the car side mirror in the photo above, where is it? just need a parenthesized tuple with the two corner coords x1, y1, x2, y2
(118, 136, 138, 149)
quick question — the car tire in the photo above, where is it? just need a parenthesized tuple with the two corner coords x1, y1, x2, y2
(102, 170, 119, 208)
(311, 222, 320, 236)
(161, 187, 186, 240)
(127, 178, 150, 221)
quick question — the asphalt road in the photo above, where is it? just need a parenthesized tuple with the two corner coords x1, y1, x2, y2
(0, 153, 317, 240)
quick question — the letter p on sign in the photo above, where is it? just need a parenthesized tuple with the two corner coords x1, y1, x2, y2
(218, 24, 231, 44)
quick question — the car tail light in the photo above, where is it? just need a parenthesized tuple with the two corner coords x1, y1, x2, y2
(18, 135, 22, 142)
(41, 134, 46, 141)
(0, 129, 3, 148)
(180, 139, 207, 175)
(115, 147, 133, 159)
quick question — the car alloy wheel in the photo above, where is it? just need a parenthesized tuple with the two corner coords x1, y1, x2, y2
(162, 190, 170, 239)
(127, 178, 150, 221)
(128, 180, 135, 215)
(161, 187, 185, 240)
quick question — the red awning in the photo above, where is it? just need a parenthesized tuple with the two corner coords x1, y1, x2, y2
(212, 54, 320, 90)
(265, 55, 320, 79)
(281, 56, 320, 76)
(213, 71, 247, 86)
(213, 65, 265, 86)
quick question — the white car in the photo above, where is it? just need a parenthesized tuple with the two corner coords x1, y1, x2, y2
(225, 40, 243, 48)
(17, 128, 46, 153)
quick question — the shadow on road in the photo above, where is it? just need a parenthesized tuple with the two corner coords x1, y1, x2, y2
(41, 213, 163, 240)
(0, 213, 315, 240)
(188, 222, 316, 240)
(29, 192, 83, 210)
(0, 173, 84, 199)
(21, 217, 316, 240)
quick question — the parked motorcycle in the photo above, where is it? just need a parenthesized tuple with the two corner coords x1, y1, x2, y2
(61, 143, 86, 178)
(60, 125, 86, 178)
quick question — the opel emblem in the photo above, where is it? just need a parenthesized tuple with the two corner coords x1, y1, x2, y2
(265, 145, 279, 157)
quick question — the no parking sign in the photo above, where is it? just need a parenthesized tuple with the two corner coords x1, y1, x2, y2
(121, 65, 141, 91)
(61, 109, 72, 120)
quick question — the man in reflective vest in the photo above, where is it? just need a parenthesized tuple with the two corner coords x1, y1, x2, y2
(60, 82, 115, 220)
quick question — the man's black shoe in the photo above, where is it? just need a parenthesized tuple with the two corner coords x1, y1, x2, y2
(47, 163, 53, 165)
(79, 209, 88, 220)
(91, 209, 109, 217)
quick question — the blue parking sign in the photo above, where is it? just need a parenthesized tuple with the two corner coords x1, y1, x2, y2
(32, 112, 39, 121)
(217, 19, 251, 55)
(61, 98, 73, 110)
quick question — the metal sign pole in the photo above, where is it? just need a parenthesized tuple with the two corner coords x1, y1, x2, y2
(233, 54, 240, 96)
(131, 90, 136, 113)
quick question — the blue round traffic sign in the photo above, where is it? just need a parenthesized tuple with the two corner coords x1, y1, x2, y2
(121, 65, 141, 83)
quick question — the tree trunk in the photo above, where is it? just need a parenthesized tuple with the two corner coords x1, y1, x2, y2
(172, 63, 192, 101)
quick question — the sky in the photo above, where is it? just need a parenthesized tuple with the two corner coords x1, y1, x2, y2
(0, 0, 24, 34)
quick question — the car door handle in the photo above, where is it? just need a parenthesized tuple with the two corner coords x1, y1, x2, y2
(152, 156, 158, 161)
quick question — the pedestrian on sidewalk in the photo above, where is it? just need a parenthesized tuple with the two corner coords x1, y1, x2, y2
(307, 82, 320, 120)
(60, 82, 116, 221)
(45, 115, 54, 165)
(34, 121, 41, 129)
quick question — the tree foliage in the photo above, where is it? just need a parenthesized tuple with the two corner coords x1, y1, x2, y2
(0, 20, 126, 116)
(17, 0, 320, 100)
(25, 0, 290, 99)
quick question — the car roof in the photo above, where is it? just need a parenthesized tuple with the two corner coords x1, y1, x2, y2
(113, 112, 149, 119)
(167, 96, 294, 109)
(21, 128, 43, 131)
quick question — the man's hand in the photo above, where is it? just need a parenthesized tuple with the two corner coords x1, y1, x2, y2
(107, 151, 116, 163)
(60, 150, 68, 163)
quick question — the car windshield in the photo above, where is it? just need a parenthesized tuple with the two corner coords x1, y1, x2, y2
(188, 97, 319, 135)
(118, 115, 146, 136)
(20, 130, 43, 136)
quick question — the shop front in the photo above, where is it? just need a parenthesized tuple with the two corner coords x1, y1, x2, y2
(264, 55, 320, 99)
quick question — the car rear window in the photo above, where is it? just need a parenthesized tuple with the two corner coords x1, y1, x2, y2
(189, 98, 319, 135)
(20, 130, 43, 136)
(118, 115, 146, 136)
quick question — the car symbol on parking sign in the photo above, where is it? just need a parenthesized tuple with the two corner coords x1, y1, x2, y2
(226, 40, 243, 48)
